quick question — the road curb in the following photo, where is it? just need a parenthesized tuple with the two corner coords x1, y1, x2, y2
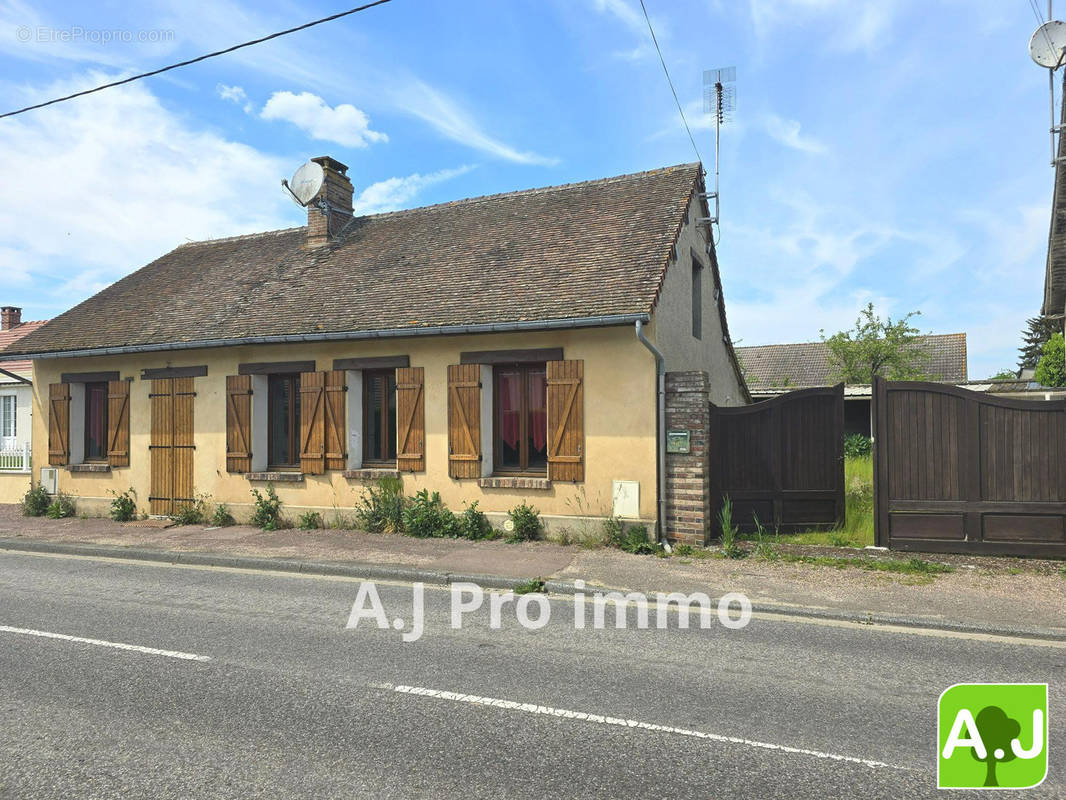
(2, 538, 1064, 643)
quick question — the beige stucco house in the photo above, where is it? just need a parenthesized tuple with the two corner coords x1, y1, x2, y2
(0, 159, 748, 536)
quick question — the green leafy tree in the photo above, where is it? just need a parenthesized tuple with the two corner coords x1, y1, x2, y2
(973, 706, 1020, 787)
(1018, 314, 1060, 370)
(1034, 332, 1066, 387)
(988, 369, 1017, 380)
(821, 303, 930, 383)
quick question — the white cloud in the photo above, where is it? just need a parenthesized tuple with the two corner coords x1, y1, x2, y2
(352, 166, 476, 215)
(748, 0, 897, 54)
(761, 113, 827, 155)
(216, 84, 246, 104)
(260, 91, 387, 149)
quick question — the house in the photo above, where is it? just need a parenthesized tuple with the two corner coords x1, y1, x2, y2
(0, 158, 748, 538)
(1044, 75, 1066, 344)
(736, 333, 968, 436)
(0, 307, 49, 501)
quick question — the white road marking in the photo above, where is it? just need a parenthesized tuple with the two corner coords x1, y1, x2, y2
(0, 624, 211, 662)
(374, 683, 909, 771)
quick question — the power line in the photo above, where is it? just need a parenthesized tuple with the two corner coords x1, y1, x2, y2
(0, 0, 393, 120)
(638, 0, 703, 165)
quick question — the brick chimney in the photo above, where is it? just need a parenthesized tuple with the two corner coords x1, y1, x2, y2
(306, 156, 353, 248)
(1, 306, 21, 330)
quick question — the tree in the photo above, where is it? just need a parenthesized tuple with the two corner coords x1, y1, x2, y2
(821, 303, 930, 383)
(1034, 332, 1066, 387)
(973, 706, 1020, 787)
(1018, 315, 1060, 370)
(988, 369, 1017, 380)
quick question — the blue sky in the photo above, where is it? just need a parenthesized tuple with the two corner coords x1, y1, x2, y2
(0, 0, 1055, 378)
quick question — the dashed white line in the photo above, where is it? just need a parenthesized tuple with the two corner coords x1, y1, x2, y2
(375, 683, 906, 771)
(0, 624, 211, 662)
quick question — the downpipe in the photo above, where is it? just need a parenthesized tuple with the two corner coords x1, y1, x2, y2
(635, 320, 670, 552)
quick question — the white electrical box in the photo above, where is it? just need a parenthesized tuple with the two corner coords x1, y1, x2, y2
(612, 480, 640, 519)
(39, 467, 58, 495)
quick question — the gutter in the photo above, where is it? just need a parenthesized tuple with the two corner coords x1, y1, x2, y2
(0, 314, 651, 362)
(635, 320, 669, 550)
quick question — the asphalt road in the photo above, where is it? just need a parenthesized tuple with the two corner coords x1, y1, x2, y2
(0, 551, 1062, 799)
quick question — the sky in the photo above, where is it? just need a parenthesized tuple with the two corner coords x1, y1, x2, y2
(0, 0, 1057, 378)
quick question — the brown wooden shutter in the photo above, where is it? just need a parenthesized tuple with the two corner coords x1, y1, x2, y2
(396, 366, 425, 472)
(106, 379, 130, 467)
(225, 374, 252, 473)
(547, 360, 584, 482)
(48, 382, 70, 466)
(299, 370, 326, 475)
(150, 379, 174, 516)
(323, 370, 347, 471)
(447, 364, 481, 478)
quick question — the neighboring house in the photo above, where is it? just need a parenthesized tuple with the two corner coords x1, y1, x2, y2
(0, 158, 748, 536)
(0, 307, 49, 501)
(736, 333, 968, 436)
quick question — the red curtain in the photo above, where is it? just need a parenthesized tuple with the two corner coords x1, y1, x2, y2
(498, 370, 521, 451)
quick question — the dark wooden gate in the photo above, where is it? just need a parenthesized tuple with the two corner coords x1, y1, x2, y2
(710, 385, 845, 533)
(873, 377, 1066, 556)
(149, 377, 196, 516)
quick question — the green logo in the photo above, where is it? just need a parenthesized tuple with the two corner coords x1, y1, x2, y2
(938, 683, 1048, 789)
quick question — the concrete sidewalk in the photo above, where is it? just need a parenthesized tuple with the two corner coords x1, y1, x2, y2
(1, 504, 1064, 640)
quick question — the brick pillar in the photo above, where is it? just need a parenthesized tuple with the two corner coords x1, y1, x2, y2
(664, 371, 711, 546)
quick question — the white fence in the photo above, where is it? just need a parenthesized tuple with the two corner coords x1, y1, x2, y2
(0, 443, 31, 472)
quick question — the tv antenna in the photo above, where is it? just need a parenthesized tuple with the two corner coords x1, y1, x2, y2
(1029, 2, 1066, 165)
(702, 66, 735, 241)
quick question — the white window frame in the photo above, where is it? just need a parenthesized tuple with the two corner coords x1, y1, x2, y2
(0, 392, 15, 440)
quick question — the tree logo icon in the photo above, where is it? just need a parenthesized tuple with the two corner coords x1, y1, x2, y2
(939, 683, 1048, 789)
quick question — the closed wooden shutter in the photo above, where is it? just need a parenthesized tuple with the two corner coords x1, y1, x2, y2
(172, 377, 196, 513)
(547, 359, 584, 482)
(149, 379, 173, 516)
(107, 379, 130, 468)
(48, 382, 70, 466)
(447, 364, 481, 478)
(323, 370, 347, 471)
(299, 370, 326, 475)
(396, 366, 425, 472)
(225, 374, 253, 473)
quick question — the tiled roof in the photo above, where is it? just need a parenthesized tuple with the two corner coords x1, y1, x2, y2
(2, 164, 705, 358)
(0, 320, 48, 379)
(737, 333, 968, 389)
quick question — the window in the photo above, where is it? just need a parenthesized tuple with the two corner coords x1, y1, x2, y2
(494, 364, 547, 474)
(363, 370, 397, 463)
(0, 394, 14, 439)
(691, 259, 703, 339)
(84, 382, 109, 461)
(267, 373, 301, 468)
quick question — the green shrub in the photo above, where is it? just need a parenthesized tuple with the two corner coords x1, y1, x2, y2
(459, 501, 494, 540)
(403, 489, 461, 538)
(843, 433, 873, 458)
(507, 502, 541, 542)
(297, 510, 323, 530)
(172, 494, 209, 526)
(21, 483, 51, 517)
(601, 516, 658, 554)
(355, 476, 406, 533)
(514, 578, 546, 595)
(46, 492, 76, 519)
(674, 543, 694, 557)
(211, 503, 235, 527)
(250, 485, 284, 531)
(718, 496, 744, 558)
(109, 488, 137, 522)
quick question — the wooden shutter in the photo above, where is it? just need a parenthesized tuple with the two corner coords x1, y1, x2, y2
(149, 379, 173, 515)
(172, 377, 196, 512)
(396, 366, 425, 472)
(106, 380, 130, 467)
(447, 364, 481, 478)
(547, 360, 584, 482)
(299, 370, 326, 475)
(225, 374, 252, 473)
(48, 382, 70, 466)
(323, 370, 347, 471)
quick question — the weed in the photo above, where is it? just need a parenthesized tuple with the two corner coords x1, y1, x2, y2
(355, 476, 406, 533)
(297, 510, 323, 530)
(507, 502, 541, 542)
(459, 501, 494, 540)
(211, 503, 236, 527)
(45, 492, 76, 519)
(778, 552, 953, 576)
(172, 494, 210, 526)
(21, 482, 51, 517)
(250, 485, 284, 531)
(843, 433, 873, 458)
(403, 489, 461, 538)
(1060, 564, 1066, 578)
(673, 543, 694, 557)
(109, 488, 138, 522)
(514, 578, 546, 595)
(718, 496, 745, 558)
(828, 531, 858, 548)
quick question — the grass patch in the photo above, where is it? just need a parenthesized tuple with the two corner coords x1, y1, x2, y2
(782, 455, 875, 547)
(779, 552, 953, 576)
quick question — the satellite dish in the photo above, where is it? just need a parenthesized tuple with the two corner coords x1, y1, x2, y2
(281, 160, 324, 207)
(1030, 20, 1066, 68)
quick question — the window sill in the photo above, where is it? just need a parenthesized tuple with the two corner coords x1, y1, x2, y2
(68, 463, 110, 473)
(344, 468, 400, 481)
(479, 476, 551, 490)
(245, 471, 304, 482)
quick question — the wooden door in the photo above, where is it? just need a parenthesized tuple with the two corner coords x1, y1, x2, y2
(149, 377, 196, 516)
